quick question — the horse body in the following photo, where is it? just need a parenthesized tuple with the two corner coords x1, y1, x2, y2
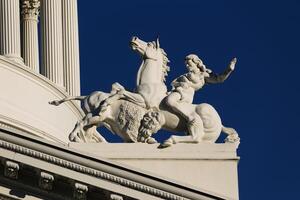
(100, 99, 147, 142)
(158, 102, 222, 142)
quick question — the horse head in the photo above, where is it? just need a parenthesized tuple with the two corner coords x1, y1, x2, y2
(130, 37, 160, 60)
(130, 36, 170, 84)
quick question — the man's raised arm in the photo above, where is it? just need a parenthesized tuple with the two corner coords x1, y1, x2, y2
(205, 58, 237, 84)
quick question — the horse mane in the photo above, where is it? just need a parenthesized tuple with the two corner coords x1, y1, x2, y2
(160, 48, 170, 82)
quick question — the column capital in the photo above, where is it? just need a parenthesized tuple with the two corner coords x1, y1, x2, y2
(21, 0, 40, 20)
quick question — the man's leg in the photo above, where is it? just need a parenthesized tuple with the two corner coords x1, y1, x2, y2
(165, 92, 205, 142)
(166, 92, 194, 121)
(122, 91, 146, 107)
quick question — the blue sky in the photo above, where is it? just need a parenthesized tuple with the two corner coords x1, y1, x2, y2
(77, 0, 300, 199)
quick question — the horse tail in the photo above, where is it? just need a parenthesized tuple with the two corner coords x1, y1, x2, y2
(49, 96, 86, 106)
(65, 96, 86, 102)
(222, 125, 240, 145)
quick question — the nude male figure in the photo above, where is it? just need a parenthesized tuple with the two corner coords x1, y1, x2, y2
(165, 54, 237, 139)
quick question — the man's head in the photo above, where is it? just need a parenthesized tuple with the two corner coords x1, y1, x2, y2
(185, 54, 206, 72)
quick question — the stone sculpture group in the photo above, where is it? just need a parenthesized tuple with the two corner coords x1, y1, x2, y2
(50, 37, 240, 147)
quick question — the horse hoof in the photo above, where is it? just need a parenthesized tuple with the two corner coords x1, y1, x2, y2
(74, 136, 81, 142)
(146, 137, 157, 144)
(225, 134, 240, 143)
(158, 143, 171, 149)
(158, 140, 172, 149)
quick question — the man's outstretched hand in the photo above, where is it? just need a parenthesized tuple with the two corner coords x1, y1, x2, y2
(229, 57, 237, 71)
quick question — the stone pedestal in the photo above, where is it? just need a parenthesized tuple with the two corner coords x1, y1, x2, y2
(69, 143, 240, 200)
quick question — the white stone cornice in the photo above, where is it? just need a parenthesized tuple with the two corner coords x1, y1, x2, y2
(0, 139, 187, 200)
(0, 127, 226, 200)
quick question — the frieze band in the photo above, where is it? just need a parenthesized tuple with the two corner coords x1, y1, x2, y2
(0, 139, 187, 200)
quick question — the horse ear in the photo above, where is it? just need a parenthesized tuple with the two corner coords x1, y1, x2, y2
(156, 37, 160, 49)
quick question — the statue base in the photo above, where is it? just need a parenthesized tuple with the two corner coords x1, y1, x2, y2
(69, 143, 239, 199)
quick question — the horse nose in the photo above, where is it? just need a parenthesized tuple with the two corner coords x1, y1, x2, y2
(132, 36, 137, 41)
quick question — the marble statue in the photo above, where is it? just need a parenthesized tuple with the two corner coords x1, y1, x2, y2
(49, 36, 240, 147)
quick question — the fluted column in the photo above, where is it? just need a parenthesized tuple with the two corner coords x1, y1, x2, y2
(40, 0, 64, 87)
(0, 0, 23, 62)
(21, 0, 40, 72)
(62, 0, 81, 96)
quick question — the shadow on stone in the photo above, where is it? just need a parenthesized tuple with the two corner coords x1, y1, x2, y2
(9, 189, 26, 198)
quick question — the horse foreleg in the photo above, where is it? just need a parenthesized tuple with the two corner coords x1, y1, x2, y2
(84, 125, 107, 143)
(69, 121, 84, 142)
(84, 115, 103, 129)
(79, 113, 109, 143)
(69, 113, 93, 142)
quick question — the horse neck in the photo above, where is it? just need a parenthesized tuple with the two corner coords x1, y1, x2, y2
(137, 58, 164, 85)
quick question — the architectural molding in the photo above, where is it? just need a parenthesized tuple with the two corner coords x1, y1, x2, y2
(4, 161, 19, 180)
(0, 114, 67, 144)
(0, 139, 187, 200)
(21, 0, 40, 20)
(0, 194, 20, 200)
(0, 127, 226, 200)
(38, 171, 54, 190)
(109, 194, 124, 200)
(73, 183, 88, 200)
(66, 143, 240, 199)
(69, 142, 239, 160)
